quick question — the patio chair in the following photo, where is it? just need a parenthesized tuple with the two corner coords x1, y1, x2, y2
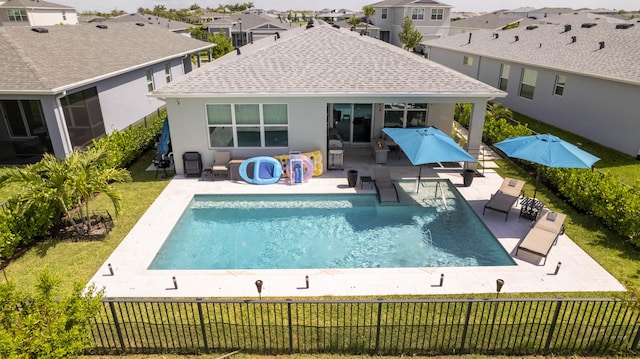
(152, 153, 173, 179)
(516, 209, 566, 265)
(182, 151, 203, 177)
(498, 177, 525, 198)
(373, 167, 399, 203)
(212, 151, 231, 178)
(482, 178, 526, 221)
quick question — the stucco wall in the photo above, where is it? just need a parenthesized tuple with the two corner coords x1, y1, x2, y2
(29, 9, 78, 26)
(97, 60, 183, 132)
(427, 46, 640, 156)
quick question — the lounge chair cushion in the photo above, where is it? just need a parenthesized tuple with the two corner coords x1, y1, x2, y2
(535, 211, 566, 233)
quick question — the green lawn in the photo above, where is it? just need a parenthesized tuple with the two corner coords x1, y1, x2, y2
(3, 119, 640, 298)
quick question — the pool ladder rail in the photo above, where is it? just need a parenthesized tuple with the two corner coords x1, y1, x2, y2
(423, 228, 433, 247)
(434, 181, 449, 212)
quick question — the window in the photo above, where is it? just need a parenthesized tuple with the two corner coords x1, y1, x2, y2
(463, 55, 473, 66)
(519, 68, 538, 100)
(383, 103, 428, 128)
(207, 104, 288, 148)
(62, 10, 66, 20)
(381, 8, 388, 19)
(145, 68, 154, 91)
(164, 64, 172, 83)
(411, 8, 425, 20)
(554, 74, 566, 96)
(498, 64, 510, 91)
(431, 8, 444, 20)
(60, 87, 106, 147)
(8, 9, 28, 22)
(0, 100, 45, 138)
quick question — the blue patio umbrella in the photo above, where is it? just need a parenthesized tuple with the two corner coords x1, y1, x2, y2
(382, 126, 476, 192)
(157, 117, 171, 156)
(494, 134, 600, 198)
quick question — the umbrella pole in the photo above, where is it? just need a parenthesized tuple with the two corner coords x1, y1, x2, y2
(415, 165, 423, 193)
(533, 169, 540, 199)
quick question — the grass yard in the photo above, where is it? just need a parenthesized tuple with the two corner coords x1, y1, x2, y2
(2, 113, 640, 298)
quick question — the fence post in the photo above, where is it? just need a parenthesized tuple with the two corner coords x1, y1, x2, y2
(108, 300, 126, 351)
(544, 299, 563, 353)
(287, 299, 293, 353)
(460, 299, 473, 352)
(631, 315, 640, 351)
(196, 299, 209, 351)
(375, 299, 383, 352)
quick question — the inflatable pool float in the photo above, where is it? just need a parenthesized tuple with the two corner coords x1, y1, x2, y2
(286, 155, 314, 184)
(274, 150, 324, 177)
(239, 156, 283, 185)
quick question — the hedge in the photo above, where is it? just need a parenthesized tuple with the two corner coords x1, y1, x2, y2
(0, 114, 165, 261)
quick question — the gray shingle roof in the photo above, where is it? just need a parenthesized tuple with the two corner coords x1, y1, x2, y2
(107, 13, 192, 31)
(426, 18, 640, 85)
(369, 0, 451, 8)
(205, 13, 286, 31)
(450, 13, 525, 30)
(0, 0, 73, 9)
(0, 23, 213, 94)
(152, 25, 504, 98)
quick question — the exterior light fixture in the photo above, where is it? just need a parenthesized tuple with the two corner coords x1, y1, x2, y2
(496, 279, 504, 298)
(255, 279, 263, 299)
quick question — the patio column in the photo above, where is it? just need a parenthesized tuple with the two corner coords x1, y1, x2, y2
(464, 99, 487, 171)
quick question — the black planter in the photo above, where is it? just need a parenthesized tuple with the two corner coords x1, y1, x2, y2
(462, 169, 475, 187)
(347, 170, 358, 188)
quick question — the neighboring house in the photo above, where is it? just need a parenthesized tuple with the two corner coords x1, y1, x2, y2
(448, 12, 531, 35)
(425, 16, 640, 157)
(333, 19, 381, 38)
(204, 14, 290, 47)
(0, 0, 77, 26)
(150, 25, 505, 175)
(107, 13, 193, 36)
(368, 0, 452, 46)
(0, 23, 213, 164)
(526, 7, 574, 20)
(501, 7, 536, 19)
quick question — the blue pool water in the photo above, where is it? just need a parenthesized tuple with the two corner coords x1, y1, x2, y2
(148, 181, 515, 270)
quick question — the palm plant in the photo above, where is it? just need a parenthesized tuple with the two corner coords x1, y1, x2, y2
(347, 16, 361, 30)
(362, 6, 375, 35)
(486, 102, 513, 120)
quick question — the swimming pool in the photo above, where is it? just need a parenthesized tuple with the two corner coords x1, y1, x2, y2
(148, 180, 515, 270)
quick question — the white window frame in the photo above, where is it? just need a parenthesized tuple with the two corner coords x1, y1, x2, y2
(164, 63, 172, 83)
(381, 8, 388, 19)
(206, 103, 289, 148)
(553, 74, 566, 96)
(498, 64, 510, 91)
(519, 68, 538, 100)
(431, 8, 444, 20)
(411, 8, 425, 20)
(383, 103, 429, 128)
(463, 55, 473, 66)
(8, 9, 28, 22)
(146, 68, 155, 91)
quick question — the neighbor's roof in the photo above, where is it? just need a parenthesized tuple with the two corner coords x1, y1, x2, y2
(0, 23, 213, 94)
(369, 0, 452, 8)
(107, 13, 192, 32)
(426, 17, 640, 85)
(151, 24, 505, 98)
(205, 13, 287, 31)
(0, 0, 73, 9)
(450, 12, 527, 30)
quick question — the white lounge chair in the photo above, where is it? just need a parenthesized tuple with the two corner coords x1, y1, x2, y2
(483, 177, 526, 221)
(516, 209, 566, 265)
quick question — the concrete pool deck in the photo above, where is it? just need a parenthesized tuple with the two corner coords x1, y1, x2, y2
(88, 150, 626, 298)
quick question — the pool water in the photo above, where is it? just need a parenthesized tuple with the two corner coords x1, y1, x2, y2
(149, 180, 515, 270)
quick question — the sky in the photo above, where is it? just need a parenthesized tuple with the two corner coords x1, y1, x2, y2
(54, 0, 638, 14)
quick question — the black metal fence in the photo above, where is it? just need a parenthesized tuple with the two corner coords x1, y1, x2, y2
(91, 297, 640, 355)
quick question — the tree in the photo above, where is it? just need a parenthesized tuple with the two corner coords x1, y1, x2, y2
(209, 32, 235, 58)
(362, 5, 375, 35)
(398, 16, 423, 50)
(347, 16, 360, 30)
(0, 269, 103, 358)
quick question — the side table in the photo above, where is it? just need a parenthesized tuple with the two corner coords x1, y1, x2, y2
(520, 197, 545, 220)
(360, 176, 373, 189)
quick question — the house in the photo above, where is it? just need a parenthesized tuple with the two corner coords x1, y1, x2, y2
(332, 19, 381, 38)
(0, 23, 213, 164)
(425, 15, 640, 157)
(107, 13, 193, 37)
(204, 13, 290, 47)
(448, 12, 536, 35)
(526, 7, 574, 20)
(149, 24, 505, 175)
(0, 0, 77, 26)
(368, 0, 452, 45)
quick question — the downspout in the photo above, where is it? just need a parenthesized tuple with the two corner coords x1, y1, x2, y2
(53, 90, 73, 157)
(475, 55, 482, 80)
